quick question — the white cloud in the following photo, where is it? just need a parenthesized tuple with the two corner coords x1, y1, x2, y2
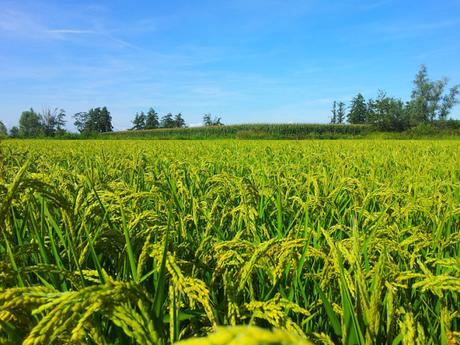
(46, 29, 95, 34)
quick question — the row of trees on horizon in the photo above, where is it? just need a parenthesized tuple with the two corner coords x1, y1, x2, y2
(1, 65, 458, 138)
(330, 65, 459, 131)
(130, 109, 186, 130)
(130, 110, 223, 131)
(0, 107, 113, 138)
(0, 108, 224, 138)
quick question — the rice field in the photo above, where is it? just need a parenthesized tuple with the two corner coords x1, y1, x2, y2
(0, 139, 459, 345)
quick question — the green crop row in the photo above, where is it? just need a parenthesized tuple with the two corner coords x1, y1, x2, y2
(99, 123, 374, 140)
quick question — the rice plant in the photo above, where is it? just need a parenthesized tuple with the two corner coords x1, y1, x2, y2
(0, 139, 459, 344)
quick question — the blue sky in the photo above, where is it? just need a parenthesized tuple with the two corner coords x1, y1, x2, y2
(1, 0, 460, 130)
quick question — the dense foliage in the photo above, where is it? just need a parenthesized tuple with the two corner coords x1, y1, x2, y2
(332, 66, 459, 131)
(0, 140, 459, 344)
(131, 109, 186, 130)
(74, 107, 113, 134)
(13, 108, 66, 138)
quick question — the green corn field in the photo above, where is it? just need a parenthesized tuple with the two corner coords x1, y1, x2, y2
(99, 123, 374, 140)
(0, 139, 459, 344)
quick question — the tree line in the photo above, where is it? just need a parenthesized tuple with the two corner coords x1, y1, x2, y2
(129, 109, 223, 130)
(330, 65, 459, 131)
(1, 65, 458, 138)
(130, 109, 185, 130)
(0, 106, 225, 138)
(0, 107, 114, 138)
(1, 108, 67, 138)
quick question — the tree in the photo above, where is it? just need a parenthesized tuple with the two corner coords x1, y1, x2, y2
(73, 112, 89, 133)
(174, 113, 186, 128)
(41, 110, 56, 137)
(213, 116, 223, 126)
(160, 113, 175, 128)
(203, 113, 223, 126)
(0, 121, 7, 137)
(330, 102, 337, 124)
(203, 113, 212, 126)
(55, 109, 66, 135)
(145, 108, 159, 129)
(408, 65, 459, 125)
(19, 108, 43, 137)
(367, 91, 409, 131)
(131, 112, 146, 130)
(98, 107, 113, 132)
(347, 93, 367, 124)
(439, 85, 459, 121)
(73, 107, 113, 133)
(336, 102, 346, 124)
(9, 126, 19, 138)
(40, 107, 66, 136)
(10, 126, 19, 138)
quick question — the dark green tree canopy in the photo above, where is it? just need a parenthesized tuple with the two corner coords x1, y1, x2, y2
(367, 91, 408, 131)
(145, 108, 159, 129)
(131, 112, 146, 130)
(329, 65, 459, 132)
(160, 113, 175, 128)
(347, 93, 367, 124)
(336, 102, 346, 124)
(19, 108, 43, 137)
(73, 107, 113, 133)
(131, 108, 186, 130)
(174, 113, 186, 128)
(9, 126, 19, 138)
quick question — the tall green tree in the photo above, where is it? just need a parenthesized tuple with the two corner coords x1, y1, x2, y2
(439, 87, 460, 120)
(408, 65, 459, 124)
(330, 101, 337, 124)
(174, 113, 186, 128)
(19, 108, 43, 137)
(336, 102, 346, 124)
(98, 107, 113, 132)
(145, 108, 159, 129)
(347, 93, 367, 124)
(55, 109, 66, 135)
(73, 112, 89, 133)
(160, 113, 175, 128)
(73, 107, 112, 133)
(367, 91, 409, 131)
(0, 121, 7, 137)
(131, 112, 146, 130)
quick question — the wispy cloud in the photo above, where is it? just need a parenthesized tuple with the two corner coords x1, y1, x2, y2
(46, 29, 95, 35)
(0, 2, 139, 49)
(0, 7, 93, 40)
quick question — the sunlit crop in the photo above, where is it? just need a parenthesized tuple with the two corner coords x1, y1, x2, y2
(0, 139, 459, 344)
